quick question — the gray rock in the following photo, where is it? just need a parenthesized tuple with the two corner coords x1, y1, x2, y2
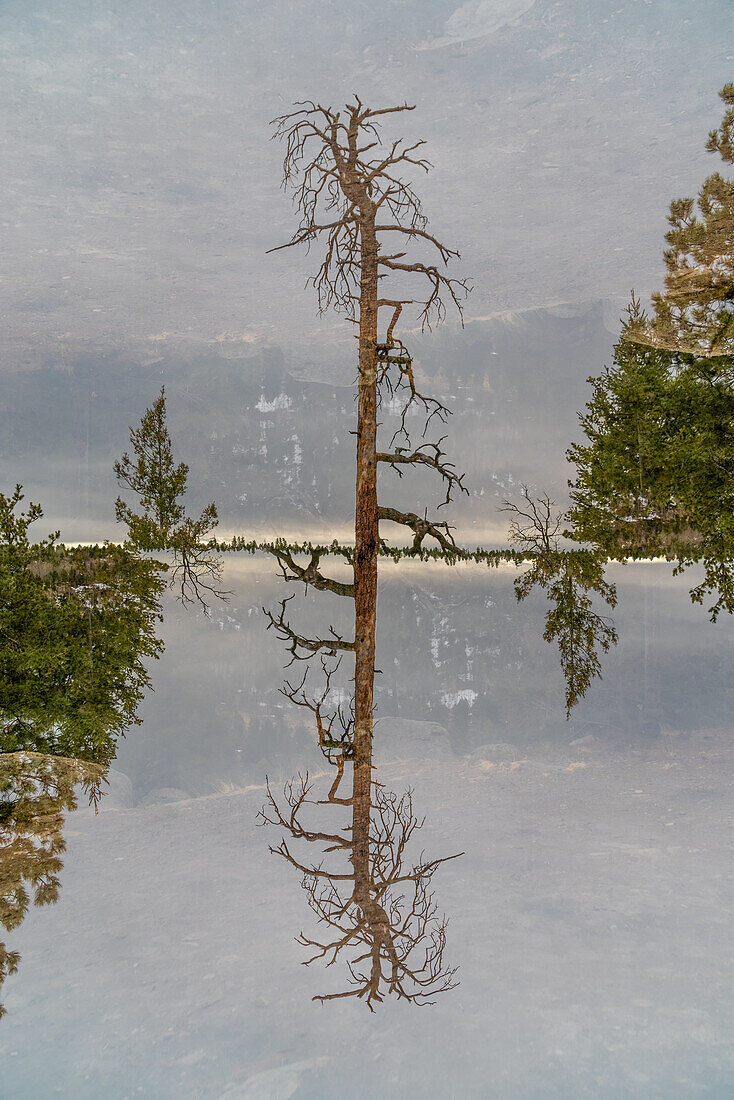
(97, 768, 134, 810)
(467, 742, 520, 765)
(373, 717, 453, 762)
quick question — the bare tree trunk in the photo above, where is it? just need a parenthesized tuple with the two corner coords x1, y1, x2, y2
(353, 214, 379, 888)
(270, 94, 467, 913)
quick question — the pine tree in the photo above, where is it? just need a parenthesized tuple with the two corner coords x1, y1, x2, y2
(114, 386, 194, 549)
(114, 387, 222, 606)
(0, 753, 105, 1018)
(567, 303, 734, 620)
(626, 85, 734, 358)
(0, 487, 164, 764)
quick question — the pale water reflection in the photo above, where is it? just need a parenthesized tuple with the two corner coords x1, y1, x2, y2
(0, 561, 733, 1095)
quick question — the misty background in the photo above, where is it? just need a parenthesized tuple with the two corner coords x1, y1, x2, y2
(2, 2, 734, 1097)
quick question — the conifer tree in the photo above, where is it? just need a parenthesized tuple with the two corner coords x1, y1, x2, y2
(114, 387, 189, 550)
(626, 84, 734, 358)
(0, 487, 164, 764)
(568, 87, 734, 620)
(115, 387, 222, 606)
(567, 303, 734, 621)
(0, 753, 105, 1019)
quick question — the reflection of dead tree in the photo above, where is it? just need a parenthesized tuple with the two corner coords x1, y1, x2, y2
(376, 438, 467, 508)
(264, 595, 355, 665)
(259, 772, 461, 1009)
(0, 752, 105, 1019)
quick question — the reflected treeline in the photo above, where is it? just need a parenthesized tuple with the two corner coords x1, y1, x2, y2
(0, 485, 164, 1016)
(0, 754, 105, 1019)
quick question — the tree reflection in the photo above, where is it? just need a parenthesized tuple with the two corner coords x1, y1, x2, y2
(0, 753, 105, 1018)
(259, 712, 461, 1009)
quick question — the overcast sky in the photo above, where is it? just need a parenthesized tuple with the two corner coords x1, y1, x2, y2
(1, 0, 732, 370)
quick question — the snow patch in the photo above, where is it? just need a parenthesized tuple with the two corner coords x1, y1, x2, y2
(255, 393, 292, 413)
(441, 688, 478, 709)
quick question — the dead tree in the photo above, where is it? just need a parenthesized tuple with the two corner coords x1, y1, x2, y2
(258, 770, 461, 1008)
(262, 98, 616, 1003)
(261, 98, 471, 1003)
(269, 96, 468, 908)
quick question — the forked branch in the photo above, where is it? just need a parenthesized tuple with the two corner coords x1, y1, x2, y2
(270, 98, 468, 328)
(280, 659, 355, 761)
(259, 770, 460, 1010)
(267, 545, 354, 598)
(377, 438, 468, 508)
(264, 595, 355, 665)
(379, 506, 468, 557)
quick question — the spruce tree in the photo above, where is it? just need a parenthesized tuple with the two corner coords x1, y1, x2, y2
(626, 84, 734, 358)
(567, 305, 734, 620)
(114, 387, 222, 605)
(0, 487, 164, 764)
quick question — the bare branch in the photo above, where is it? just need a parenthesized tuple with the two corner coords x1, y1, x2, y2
(280, 659, 355, 762)
(264, 594, 355, 665)
(501, 487, 563, 555)
(270, 99, 467, 325)
(377, 437, 468, 507)
(257, 775, 352, 852)
(375, 224, 460, 264)
(259, 769, 460, 1010)
(170, 532, 228, 611)
(266, 544, 354, 598)
(376, 346, 453, 446)
(379, 505, 468, 557)
(378, 258, 469, 329)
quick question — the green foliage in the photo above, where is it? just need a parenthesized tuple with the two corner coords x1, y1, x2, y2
(115, 388, 222, 606)
(115, 386, 196, 549)
(626, 85, 734, 358)
(514, 550, 618, 717)
(504, 490, 618, 714)
(0, 488, 163, 1018)
(0, 752, 104, 1018)
(567, 329, 734, 620)
(0, 487, 164, 765)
